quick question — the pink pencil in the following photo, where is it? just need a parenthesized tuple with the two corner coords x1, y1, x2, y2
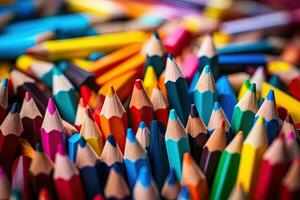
(181, 53, 199, 83)
(41, 98, 65, 162)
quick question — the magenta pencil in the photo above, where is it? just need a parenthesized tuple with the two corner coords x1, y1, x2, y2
(181, 53, 199, 83)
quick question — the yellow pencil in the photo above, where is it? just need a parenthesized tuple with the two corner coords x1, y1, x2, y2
(236, 117, 268, 198)
(262, 82, 300, 124)
(143, 66, 158, 96)
(26, 31, 148, 61)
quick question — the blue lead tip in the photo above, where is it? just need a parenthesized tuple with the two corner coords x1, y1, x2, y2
(266, 89, 275, 101)
(138, 167, 151, 187)
(166, 169, 178, 185)
(1, 78, 7, 87)
(107, 134, 116, 147)
(126, 128, 136, 143)
(153, 31, 160, 40)
(178, 186, 190, 200)
(139, 121, 146, 129)
(213, 101, 221, 111)
(167, 53, 174, 60)
(203, 65, 211, 73)
(10, 103, 19, 113)
(52, 67, 63, 76)
(169, 109, 178, 121)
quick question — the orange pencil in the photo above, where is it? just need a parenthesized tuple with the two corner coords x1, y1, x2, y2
(182, 152, 209, 200)
(129, 79, 153, 131)
(99, 86, 127, 152)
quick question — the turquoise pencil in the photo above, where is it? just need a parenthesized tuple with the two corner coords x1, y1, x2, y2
(193, 65, 217, 125)
(255, 89, 279, 143)
(124, 128, 150, 189)
(52, 67, 78, 123)
(165, 109, 190, 180)
(165, 54, 190, 125)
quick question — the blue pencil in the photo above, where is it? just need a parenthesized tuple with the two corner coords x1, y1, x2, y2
(161, 169, 181, 200)
(193, 65, 217, 125)
(177, 186, 190, 200)
(136, 121, 150, 152)
(218, 53, 267, 66)
(99, 134, 124, 182)
(255, 90, 279, 143)
(188, 70, 200, 102)
(68, 133, 85, 163)
(149, 120, 169, 189)
(165, 54, 190, 125)
(124, 128, 151, 189)
(268, 75, 283, 90)
(52, 67, 78, 123)
(216, 75, 237, 120)
(165, 109, 190, 180)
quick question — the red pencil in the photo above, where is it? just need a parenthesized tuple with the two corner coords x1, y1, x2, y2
(0, 78, 8, 124)
(0, 103, 23, 173)
(54, 145, 85, 200)
(41, 98, 65, 162)
(151, 86, 169, 126)
(129, 79, 154, 131)
(0, 166, 10, 200)
(254, 136, 289, 200)
(11, 155, 32, 200)
(280, 158, 300, 200)
(20, 91, 43, 146)
(38, 188, 53, 200)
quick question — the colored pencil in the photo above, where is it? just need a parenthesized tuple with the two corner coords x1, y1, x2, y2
(76, 141, 103, 199)
(99, 134, 124, 182)
(285, 131, 300, 160)
(207, 101, 231, 139)
(182, 152, 209, 200)
(145, 32, 165, 76)
(250, 66, 265, 98)
(143, 66, 158, 96)
(164, 54, 190, 125)
(181, 53, 199, 83)
(228, 186, 247, 200)
(20, 91, 43, 146)
(26, 31, 148, 61)
(57, 62, 96, 89)
(80, 85, 103, 110)
(68, 133, 85, 163)
(227, 72, 250, 93)
(0, 78, 8, 124)
(29, 143, 55, 197)
(136, 121, 150, 152)
(210, 131, 244, 200)
(0, 103, 23, 173)
(104, 166, 131, 200)
(11, 155, 32, 200)
(38, 188, 53, 200)
(99, 86, 127, 152)
(124, 128, 150, 189)
(255, 89, 279, 143)
(52, 67, 78, 123)
(231, 83, 258, 137)
(197, 34, 218, 78)
(133, 166, 159, 200)
(0, 166, 10, 200)
(53, 145, 85, 200)
(149, 120, 169, 189)
(280, 115, 299, 139)
(254, 136, 289, 200)
(161, 169, 181, 200)
(19, 138, 35, 159)
(88, 52, 105, 61)
(74, 97, 87, 131)
(10, 70, 48, 113)
(218, 54, 268, 69)
(150, 86, 169, 126)
(238, 79, 251, 101)
(129, 79, 153, 131)
(41, 98, 64, 162)
(193, 65, 217, 125)
(268, 75, 283, 90)
(216, 75, 237, 121)
(280, 158, 300, 200)
(185, 104, 208, 163)
(16, 55, 54, 87)
(177, 186, 191, 200)
(236, 117, 269, 197)
(165, 109, 190, 180)
(80, 107, 103, 156)
(200, 120, 227, 188)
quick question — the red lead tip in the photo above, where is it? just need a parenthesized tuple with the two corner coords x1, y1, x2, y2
(134, 79, 143, 90)
(219, 120, 226, 129)
(24, 91, 32, 101)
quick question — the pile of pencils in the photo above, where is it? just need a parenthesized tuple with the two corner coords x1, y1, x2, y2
(1, 0, 300, 199)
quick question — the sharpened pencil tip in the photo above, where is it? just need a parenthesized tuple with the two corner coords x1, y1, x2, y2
(153, 31, 160, 40)
(178, 187, 190, 199)
(249, 83, 256, 93)
(213, 101, 221, 111)
(24, 91, 32, 101)
(190, 104, 199, 118)
(137, 166, 151, 187)
(167, 53, 173, 60)
(139, 121, 146, 129)
(203, 65, 211, 73)
(47, 98, 56, 115)
(107, 134, 116, 147)
(52, 67, 63, 76)
(56, 144, 65, 155)
(134, 79, 143, 90)
(10, 103, 19, 113)
(266, 89, 275, 101)
(183, 152, 193, 165)
(126, 128, 136, 143)
(106, 86, 115, 97)
(1, 78, 7, 87)
(166, 169, 178, 185)
(169, 109, 178, 121)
